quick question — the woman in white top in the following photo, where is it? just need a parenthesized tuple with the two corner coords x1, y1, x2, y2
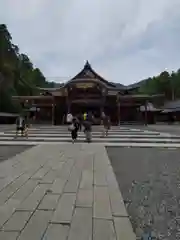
(66, 112, 73, 124)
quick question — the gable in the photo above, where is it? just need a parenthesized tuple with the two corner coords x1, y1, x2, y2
(70, 61, 115, 88)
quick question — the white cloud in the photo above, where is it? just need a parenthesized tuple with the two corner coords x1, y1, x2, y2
(0, 0, 180, 84)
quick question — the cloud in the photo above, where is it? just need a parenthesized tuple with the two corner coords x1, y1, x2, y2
(0, 0, 180, 84)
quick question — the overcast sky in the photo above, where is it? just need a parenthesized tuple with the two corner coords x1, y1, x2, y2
(1, 0, 180, 85)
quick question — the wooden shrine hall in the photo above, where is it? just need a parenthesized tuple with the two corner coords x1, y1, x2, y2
(13, 61, 162, 125)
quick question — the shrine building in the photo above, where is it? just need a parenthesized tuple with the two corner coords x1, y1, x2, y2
(12, 61, 163, 125)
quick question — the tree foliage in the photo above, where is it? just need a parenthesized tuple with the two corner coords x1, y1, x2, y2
(138, 70, 180, 100)
(0, 24, 54, 113)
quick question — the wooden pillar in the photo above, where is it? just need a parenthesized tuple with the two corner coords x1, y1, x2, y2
(116, 93, 120, 125)
(117, 101, 120, 125)
(101, 88, 106, 116)
(64, 88, 69, 115)
(52, 97, 55, 125)
(144, 100, 148, 125)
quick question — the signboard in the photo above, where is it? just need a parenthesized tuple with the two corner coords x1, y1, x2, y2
(75, 82, 95, 89)
(108, 90, 117, 96)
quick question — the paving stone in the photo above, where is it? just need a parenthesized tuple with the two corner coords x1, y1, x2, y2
(50, 178, 67, 194)
(17, 210, 52, 240)
(0, 173, 30, 205)
(83, 155, 93, 171)
(68, 207, 92, 240)
(0, 199, 20, 227)
(75, 156, 86, 170)
(39, 170, 57, 184)
(51, 161, 64, 171)
(45, 156, 64, 170)
(2, 211, 32, 231)
(17, 184, 50, 211)
(0, 231, 19, 240)
(58, 154, 67, 162)
(94, 148, 109, 171)
(38, 194, 59, 211)
(31, 166, 51, 180)
(93, 219, 116, 240)
(15, 157, 42, 173)
(76, 189, 93, 208)
(106, 166, 119, 189)
(94, 170, 107, 186)
(114, 217, 136, 240)
(0, 164, 13, 179)
(80, 170, 93, 189)
(42, 223, 69, 240)
(51, 193, 76, 224)
(93, 186, 112, 220)
(0, 177, 15, 192)
(108, 189, 128, 217)
(64, 167, 82, 193)
(12, 179, 38, 202)
(59, 159, 74, 180)
(23, 166, 42, 177)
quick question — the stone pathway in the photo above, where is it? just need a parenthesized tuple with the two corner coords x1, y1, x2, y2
(0, 144, 135, 240)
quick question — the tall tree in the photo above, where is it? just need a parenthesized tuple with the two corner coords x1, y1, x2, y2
(0, 24, 55, 113)
(138, 70, 180, 100)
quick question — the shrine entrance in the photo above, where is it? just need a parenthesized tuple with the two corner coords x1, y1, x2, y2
(71, 101, 102, 118)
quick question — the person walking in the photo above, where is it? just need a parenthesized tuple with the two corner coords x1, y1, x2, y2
(83, 111, 93, 143)
(24, 116, 30, 138)
(103, 115, 111, 137)
(83, 112, 87, 121)
(77, 113, 82, 131)
(66, 112, 73, 124)
(69, 117, 79, 143)
(15, 115, 25, 137)
(66, 112, 73, 132)
(101, 113, 111, 137)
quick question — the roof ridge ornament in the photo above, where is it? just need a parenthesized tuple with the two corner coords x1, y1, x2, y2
(84, 60, 91, 69)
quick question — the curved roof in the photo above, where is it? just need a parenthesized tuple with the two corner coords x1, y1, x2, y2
(39, 61, 141, 92)
(70, 61, 117, 88)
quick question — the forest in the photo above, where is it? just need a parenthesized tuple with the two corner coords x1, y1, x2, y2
(1, 24, 180, 113)
(0, 24, 54, 113)
(138, 70, 180, 101)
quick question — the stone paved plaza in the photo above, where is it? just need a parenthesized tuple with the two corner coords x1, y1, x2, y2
(0, 143, 135, 240)
(1, 124, 180, 239)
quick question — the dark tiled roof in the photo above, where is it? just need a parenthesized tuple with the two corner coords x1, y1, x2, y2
(112, 83, 126, 90)
(70, 62, 146, 90)
(71, 61, 115, 88)
(44, 62, 147, 91)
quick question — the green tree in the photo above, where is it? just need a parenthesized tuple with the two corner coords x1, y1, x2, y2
(0, 24, 55, 113)
(138, 70, 180, 100)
